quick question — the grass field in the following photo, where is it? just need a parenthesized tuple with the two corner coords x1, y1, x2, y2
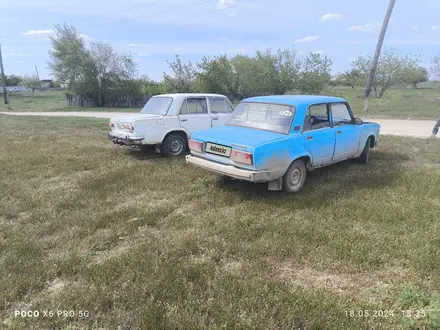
(1, 87, 440, 119)
(1, 115, 440, 329)
(0, 91, 138, 113)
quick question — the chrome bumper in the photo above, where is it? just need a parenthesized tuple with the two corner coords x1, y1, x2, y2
(185, 155, 272, 182)
(108, 132, 145, 146)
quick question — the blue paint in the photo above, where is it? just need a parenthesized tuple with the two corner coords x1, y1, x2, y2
(189, 95, 381, 176)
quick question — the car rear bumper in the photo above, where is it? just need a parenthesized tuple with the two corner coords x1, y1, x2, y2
(108, 131, 145, 146)
(185, 155, 272, 182)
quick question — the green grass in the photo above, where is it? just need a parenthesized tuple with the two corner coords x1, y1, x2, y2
(0, 91, 138, 113)
(2, 87, 440, 119)
(329, 87, 440, 119)
(1, 115, 440, 329)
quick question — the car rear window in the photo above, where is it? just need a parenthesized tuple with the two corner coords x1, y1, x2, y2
(140, 97, 173, 115)
(226, 102, 295, 134)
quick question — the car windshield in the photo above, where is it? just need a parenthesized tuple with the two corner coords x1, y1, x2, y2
(226, 102, 295, 134)
(140, 97, 173, 115)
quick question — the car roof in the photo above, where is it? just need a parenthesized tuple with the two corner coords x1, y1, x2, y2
(242, 95, 347, 107)
(153, 93, 227, 98)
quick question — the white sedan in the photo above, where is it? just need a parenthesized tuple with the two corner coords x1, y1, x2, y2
(108, 93, 234, 156)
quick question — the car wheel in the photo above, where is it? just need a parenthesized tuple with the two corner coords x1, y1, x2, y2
(162, 134, 187, 157)
(282, 159, 307, 193)
(356, 137, 371, 164)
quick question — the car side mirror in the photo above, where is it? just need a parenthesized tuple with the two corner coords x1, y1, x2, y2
(354, 117, 363, 125)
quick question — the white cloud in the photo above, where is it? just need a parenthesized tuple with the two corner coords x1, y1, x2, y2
(432, 25, 440, 30)
(217, 0, 235, 10)
(127, 43, 156, 49)
(346, 23, 380, 32)
(4, 52, 31, 57)
(320, 13, 344, 22)
(22, 29, 53, 36)
(80, 34, 93, 41)
(295, 36, 319, 43)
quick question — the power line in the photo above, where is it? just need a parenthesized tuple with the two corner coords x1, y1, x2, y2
(89, 0, 216, 29)
(0, 0, 212, 40)
(82, 0, 167, 21)
(123, 0, 256, 33)
(1, 0, 258, 48)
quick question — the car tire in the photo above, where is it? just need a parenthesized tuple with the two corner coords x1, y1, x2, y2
(356, 137, 371, 164)
(282, 159, 307, 193)
(162, 134, 187, 157)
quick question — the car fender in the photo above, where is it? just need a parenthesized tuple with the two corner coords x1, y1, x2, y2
(255, 148, 313, 179)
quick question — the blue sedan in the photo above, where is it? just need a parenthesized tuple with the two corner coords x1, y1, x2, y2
(186, 95, 381, 193)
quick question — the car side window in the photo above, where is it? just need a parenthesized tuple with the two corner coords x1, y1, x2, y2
(226, 101, 234, 113)
(186, 98, 208, 115)
(209, 97, 228, 114)
(331, 103, 353, 126)
(179, 99, 189, 115)
(304, 104, 330, 131)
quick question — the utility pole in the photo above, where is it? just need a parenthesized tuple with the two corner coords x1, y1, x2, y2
(35, 65, 39, 79)
(0, 39, 11, 111)
(363, 0, 396, 111)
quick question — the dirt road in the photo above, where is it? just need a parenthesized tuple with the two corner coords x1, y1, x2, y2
(1, 111, 438, 138)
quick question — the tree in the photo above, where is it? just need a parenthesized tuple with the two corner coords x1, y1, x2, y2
(402, 66, 429, 88)
(335, 69, 363, 89)
(227, 48, 300, 98)
(277, 48, 301, 94)
(430, 55, 440, 81)
(295, 53, 332, 94)
(48, 24, 140, 107)
(163, 55, 197, 93)
(5, 74, 22, 86)
(21, 74, 42, 96)
(48, 24, 89, 89)
(194, 55, 238, 100)
(351, 48, 420, 98)
(48, 80, 61, 88)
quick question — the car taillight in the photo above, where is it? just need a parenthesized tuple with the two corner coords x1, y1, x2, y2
(125, 123, 134, 132)
(188, 139, 203, 152)
(231, 150, 253, 165)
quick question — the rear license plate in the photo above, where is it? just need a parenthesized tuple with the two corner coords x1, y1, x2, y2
(205, 142, 231, 157)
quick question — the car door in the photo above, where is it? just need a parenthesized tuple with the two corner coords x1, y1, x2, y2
(330, 102, 360, 162)
(302, 104, 336, 166)
(178, 97, 212, 133)
(208, 97, 234, 127)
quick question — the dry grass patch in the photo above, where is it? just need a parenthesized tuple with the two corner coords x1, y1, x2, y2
(1, 115, 440, 329)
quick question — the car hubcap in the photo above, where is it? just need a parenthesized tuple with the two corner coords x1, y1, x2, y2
(289, 168, 302, 188)
(170, 139, 183, 154)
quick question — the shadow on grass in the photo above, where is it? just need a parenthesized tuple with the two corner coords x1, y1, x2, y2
(123, 146, 163, 161)
(215, 149, 412, 202)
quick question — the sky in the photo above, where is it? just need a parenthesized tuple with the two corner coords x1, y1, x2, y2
(1, 0, 440, 80)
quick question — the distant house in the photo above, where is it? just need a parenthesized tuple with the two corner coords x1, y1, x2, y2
(41, 79, 53, 88)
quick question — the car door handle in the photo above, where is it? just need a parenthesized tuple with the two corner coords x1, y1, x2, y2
(336, 130, 342, 134)
(212, 117, 219, 120)
(307, 136, 314, 140)
(180, 119, 188, 122)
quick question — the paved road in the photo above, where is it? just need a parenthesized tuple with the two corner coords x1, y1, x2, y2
(1, 111, 438, 138)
